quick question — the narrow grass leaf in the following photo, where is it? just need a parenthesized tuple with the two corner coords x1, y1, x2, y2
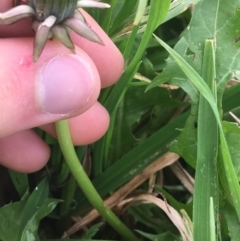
(193, 39, 219, 241)
(93, 0, 171, 174)
(77, 112, 188, 207)
(133, 0, 148, 26)
(77, 83, 240, 208)
(8, 170, 29, 197)
(109, 1, 138, 38)
(98, 0, 118, 33)
(210, 197, 216, 241)
(154, 35, 216, 109)
(155, 36, 240, 221)
(106, 1, 171, 114)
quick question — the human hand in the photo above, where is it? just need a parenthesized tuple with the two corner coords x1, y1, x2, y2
(0, 1, 124, 172)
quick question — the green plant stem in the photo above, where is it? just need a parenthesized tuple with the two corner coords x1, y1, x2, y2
(55, 120, 139, 241)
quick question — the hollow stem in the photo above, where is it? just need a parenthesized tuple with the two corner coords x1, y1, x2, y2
(55, 120, 139, 241)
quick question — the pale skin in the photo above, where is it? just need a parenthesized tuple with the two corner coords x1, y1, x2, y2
(0, 1, 124, 172)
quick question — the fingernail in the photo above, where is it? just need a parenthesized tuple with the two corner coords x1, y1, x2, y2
(37, 54, 93, 114)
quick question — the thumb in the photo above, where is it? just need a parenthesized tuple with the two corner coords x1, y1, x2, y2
(0, 38, 100, 138)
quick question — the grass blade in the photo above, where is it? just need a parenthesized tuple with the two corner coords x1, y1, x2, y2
(210, 197, 216, 241)
(75, 83, 240, 208)
(154, 36, 240, 221)
(193, 39, 218, 241)
(134, 0, 148, 26)
(93, 0, 171, 174)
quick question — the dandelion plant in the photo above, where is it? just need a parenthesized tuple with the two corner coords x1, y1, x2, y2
(0, 0, 110, 61)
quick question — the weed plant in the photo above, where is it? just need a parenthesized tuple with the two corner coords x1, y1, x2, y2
(1, 0, 240, 240)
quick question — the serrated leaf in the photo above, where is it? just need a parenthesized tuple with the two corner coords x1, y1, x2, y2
(21, 199, 61, 241)
(18, 179, 49, 236)
(0, 192, 30, 241)
(151, 0, 240, 97)
(151, 0, 240, 174)
(0, 179, 60, 241)
(182, 0, 240, 92)
(147, 37, 200, 103)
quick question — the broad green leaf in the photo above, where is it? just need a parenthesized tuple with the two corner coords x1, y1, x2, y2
(21, 198, 60, 241)
(155, 34, 240, 222)
(18, 179, 49, 235)
(150, 0, 240, 100)
(0, 192, 29, 241)
(150, 0, 240, 229)
(0, 179, 60, 241)
(182, 0, 240, 93)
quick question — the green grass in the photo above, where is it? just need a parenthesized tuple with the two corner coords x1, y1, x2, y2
(2, 0, 240, 240)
